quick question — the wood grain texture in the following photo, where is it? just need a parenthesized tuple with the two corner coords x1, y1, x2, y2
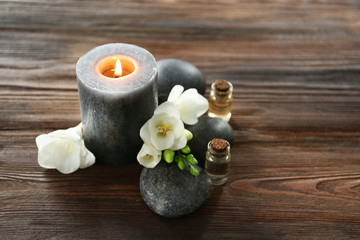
(1, 0, 360, 239)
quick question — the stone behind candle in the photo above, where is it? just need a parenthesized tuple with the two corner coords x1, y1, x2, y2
(140, 161, 212, 218)
(186, 116, 234, 164)
(76, 43, 158, 167)
(157, 59, 206, 103)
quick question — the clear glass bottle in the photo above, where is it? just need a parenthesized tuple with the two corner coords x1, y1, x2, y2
(205, 138, 231, 185)
(208, 80, 233, 122)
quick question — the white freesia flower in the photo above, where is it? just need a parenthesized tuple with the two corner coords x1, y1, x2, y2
(35, 123, 95, 174)
(137, 143, 162, 168)
(140, 101, 187, 151)
(167, 85, 209, 125)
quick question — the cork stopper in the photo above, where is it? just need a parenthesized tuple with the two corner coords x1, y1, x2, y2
(214, 80, 230, 92)
(210, 138, 228, 152)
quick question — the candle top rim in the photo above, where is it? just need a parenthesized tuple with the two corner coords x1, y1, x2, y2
(76, 43, 157, 94)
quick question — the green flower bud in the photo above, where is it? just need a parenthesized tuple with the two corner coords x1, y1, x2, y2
(174, 153, 185, 171)
(186, 154, 198, 165)
(177, 158, 185, 171)
(189, 165, 199, 176)
(174, 153, 182, 163)
(181, 145, 191, 154)
(163, 149, 175, 163)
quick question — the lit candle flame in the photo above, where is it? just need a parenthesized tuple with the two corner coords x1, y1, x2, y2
(114, 58, 122, 78)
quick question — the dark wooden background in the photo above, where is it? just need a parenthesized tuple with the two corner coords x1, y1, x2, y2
(1, 0, 360, 239)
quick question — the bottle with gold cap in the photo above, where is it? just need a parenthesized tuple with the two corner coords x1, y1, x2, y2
(205, 138, 231, 185)
(208, 79, 233, 122)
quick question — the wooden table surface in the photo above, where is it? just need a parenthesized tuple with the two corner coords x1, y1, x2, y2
(1, 0, 360, 239)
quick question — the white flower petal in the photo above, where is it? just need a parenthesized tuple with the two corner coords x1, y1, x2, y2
(138, 89, 194, 157)
(137, 143, 162, 168)
(169, 116, 185, 138)
(149, 112, 169, 128)
(175, 88, 209, 125)
(37, 138, 58, 169)
(36, 124, 96, 174)
(54, 142, 81, 174)
(151, 130, 175, 150)
(38, 138, 81, 174)
(140, 119, 152, 144)
(154, 101, 180, 118)
(147, 111, 185, 150)
(36, 134, 57, 151)
(79, 144, 96, 169)
(73, 123, 83, 137)
(148, 113, 166, 141)
(169, 133, 187, 151)
(167, 85, 184, 102)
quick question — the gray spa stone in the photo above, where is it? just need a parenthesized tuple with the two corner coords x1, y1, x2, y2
(140, 161, 212, 218)
(186, 116, 234, 164)
(157, 58, 206, 103)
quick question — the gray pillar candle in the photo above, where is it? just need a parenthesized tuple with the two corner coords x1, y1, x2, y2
(76, 43, 158, 167)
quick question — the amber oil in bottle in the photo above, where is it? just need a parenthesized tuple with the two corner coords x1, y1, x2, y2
(208, 80, 233, 122)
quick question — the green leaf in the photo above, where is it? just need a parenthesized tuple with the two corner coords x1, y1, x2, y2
(181, 145, 191, 154)
(189, 165, 199, 176)
(163, 149, 175, 163)
(186, 154, 198, 165)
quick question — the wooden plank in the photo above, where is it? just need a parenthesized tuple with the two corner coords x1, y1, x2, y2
(1, 0, 360, 239)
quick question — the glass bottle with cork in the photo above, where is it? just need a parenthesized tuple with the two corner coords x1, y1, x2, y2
(208, 79, 233, 122)
(205, 138, 231, 185)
